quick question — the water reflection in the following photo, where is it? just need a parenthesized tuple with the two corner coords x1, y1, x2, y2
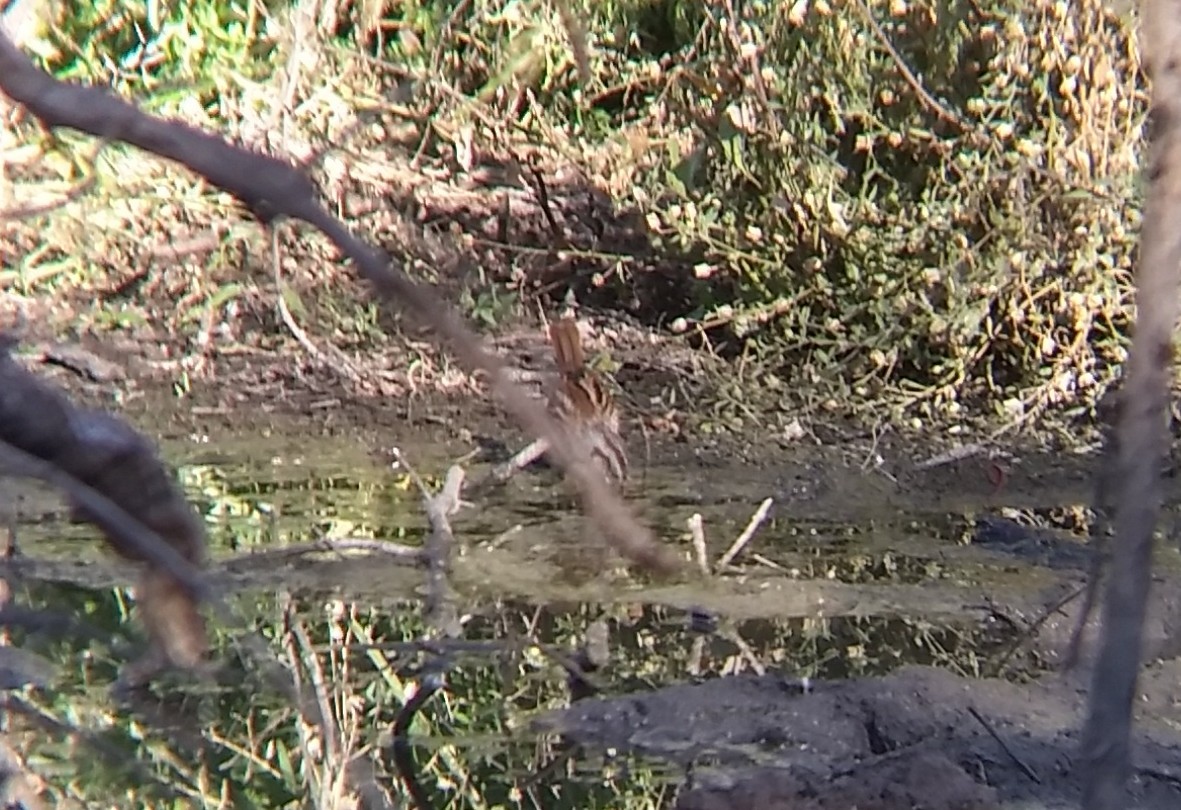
(0, 430, 1068, 807)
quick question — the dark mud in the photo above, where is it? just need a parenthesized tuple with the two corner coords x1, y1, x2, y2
(541, 664, 1181, 809)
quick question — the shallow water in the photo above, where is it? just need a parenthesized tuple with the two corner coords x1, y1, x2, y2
(0, 416, 1117, 807)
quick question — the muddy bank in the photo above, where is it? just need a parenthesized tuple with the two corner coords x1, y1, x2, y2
(0, 287, 1118, 498)
(538, 664, 1181, 809)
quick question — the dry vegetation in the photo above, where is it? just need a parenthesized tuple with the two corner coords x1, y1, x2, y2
(0, 0, 1153, 432)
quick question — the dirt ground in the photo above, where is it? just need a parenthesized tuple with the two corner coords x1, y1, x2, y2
(5, 270, 1181, 809)
(540, 661, 1181, 809)
(529, 503, 1181, 809)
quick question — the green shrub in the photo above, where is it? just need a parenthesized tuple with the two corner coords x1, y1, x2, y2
(633, 0, 1144, 418)
(11, 0, 1148, 421)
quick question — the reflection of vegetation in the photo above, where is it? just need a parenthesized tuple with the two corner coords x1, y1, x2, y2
(172, 448, 426, 554)
(10, 582, 683, 807)
(10, 577, 1017, 807)
(1, 428, 1055, 805)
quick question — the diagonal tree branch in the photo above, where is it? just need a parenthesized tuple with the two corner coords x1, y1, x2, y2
(0, 31, 680, 576)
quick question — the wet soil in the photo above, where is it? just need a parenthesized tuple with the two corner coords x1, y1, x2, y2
(548, 663, 1181, 809)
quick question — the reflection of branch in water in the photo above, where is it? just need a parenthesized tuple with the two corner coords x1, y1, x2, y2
(565, 618, 610, 702)
(987, 584, 1087, 677)
(388, 670, 447, 810)
(383, 449, 464, 808)
(280, 602, 347, 805)
(1065, 391, 1119, 669)
(681, 606, 767, 678)
(410, 460, 465, 637)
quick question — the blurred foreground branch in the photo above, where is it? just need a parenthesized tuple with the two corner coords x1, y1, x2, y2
(1078, 2, 1181, 807)
(0, 340, 208, 685)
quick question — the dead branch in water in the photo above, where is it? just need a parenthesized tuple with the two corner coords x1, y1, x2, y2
(0, 31, 679, 578)
(1079, 3, 1181, 808)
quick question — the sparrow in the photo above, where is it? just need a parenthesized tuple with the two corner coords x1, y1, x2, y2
(546, 316, 629, 482)
(488, 316, 628, 485)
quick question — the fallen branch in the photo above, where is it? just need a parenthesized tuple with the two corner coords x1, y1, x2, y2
(395, 449, 464, 637)
(716, 497, 774, 569)
(688, 513, 709, 575)
(220, 536, 425, 569)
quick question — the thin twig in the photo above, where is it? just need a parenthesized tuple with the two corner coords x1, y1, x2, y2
(968, 705, 1041, 784)
(688, 513, 709, 576)
(716, 497, 774, 569)
(487, 437, 548, 484)
(270, 225, 363, 380)
(989, 584, 1087, 676)
(524, 163, 568, 246)
(913, 443, 987, 471)
(749, 552, 785, 571)
(0, 140, 104, 221)
(850, 0, 978, 138)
